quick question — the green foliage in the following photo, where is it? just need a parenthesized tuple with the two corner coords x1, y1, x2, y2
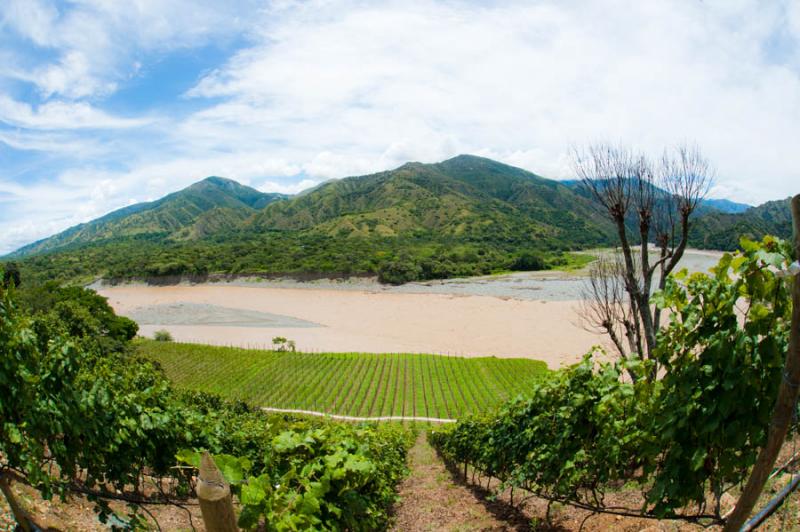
(431, 354, 653, 501)
(644, 235, 793, 514)
(154, 329, 173, 342)
(0, 284, 412, 528)
(511, 251, 546, 271)
(271, 336, 296, 352)
(140, 340, 551, 419)
(1, 262, 20, 288)
(377, 258, 422, 285)
(12, 155, 616, 285)
(0, 285, 200, 509)
(14, 282, 138, 346)
(690, 198, 792, 250)
(179, 424, 412, 530)
(431, 236, 795, 518)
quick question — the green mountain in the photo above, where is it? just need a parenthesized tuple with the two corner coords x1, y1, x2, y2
(249, 155, 614, 247)
(7, 155, 788, 285)
(560, 179, 751, 215)
(11, 177, 286, 257)
(689, 198, 793, 250)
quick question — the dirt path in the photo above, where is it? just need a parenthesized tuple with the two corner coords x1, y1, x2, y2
(261, 406, 456, 423)
(391, 432, 530, 531)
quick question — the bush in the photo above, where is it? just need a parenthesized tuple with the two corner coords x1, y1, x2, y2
(377, 259, 422, 285)
(511, 251, 546, 271)
(271, 336, 296, 352)
(154, 329, 173, 342)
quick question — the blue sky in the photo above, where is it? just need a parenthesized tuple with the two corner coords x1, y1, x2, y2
(1, 0, 799, 254)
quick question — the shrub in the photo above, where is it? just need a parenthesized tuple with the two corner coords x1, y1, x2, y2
(154, 329, 173, 342)
(377, 259, 422, 284)
(511, 251, 546, 271)
(271, 336, 296, 352)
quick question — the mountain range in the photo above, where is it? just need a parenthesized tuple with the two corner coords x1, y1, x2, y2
(5, 155, 792, 284)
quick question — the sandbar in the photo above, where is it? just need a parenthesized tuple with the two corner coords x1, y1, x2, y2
(99, 284, 608, 368)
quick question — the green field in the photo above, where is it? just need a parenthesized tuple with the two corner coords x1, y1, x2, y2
(140, 340, 550, 419)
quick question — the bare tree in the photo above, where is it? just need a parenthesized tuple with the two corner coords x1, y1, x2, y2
(578, 253, 643, 378)
(573, 143, 712, 378)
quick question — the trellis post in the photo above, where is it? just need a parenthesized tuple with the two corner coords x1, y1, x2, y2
(197, 452, 238, 532)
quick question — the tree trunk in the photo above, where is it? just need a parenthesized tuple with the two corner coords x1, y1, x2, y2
(723, 194, 800, 531)
(0, 474, 32, 532)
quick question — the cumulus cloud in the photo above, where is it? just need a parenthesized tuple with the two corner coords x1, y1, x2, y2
(180, 0, 800, 196)
(1, 0, 259, 99)
(1, 0, 799, 253)
(260, 178, 320, 195)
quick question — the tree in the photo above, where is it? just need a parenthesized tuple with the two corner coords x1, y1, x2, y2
(1, 262, 20, 289)
(573, 143, 712, 378)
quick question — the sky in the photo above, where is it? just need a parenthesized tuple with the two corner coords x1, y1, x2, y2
(0, 0, 799, 255)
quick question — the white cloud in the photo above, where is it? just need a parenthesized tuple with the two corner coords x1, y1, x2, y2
(2, 0, 800, 254)
(173, 0, 800, 204)
(1, 0, 258, 100)
(260, 178, 319, 195)
(0, 95, 150, 129)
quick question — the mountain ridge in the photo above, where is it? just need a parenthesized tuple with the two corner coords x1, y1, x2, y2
(4, 155, 792, 285)
(10, 176, 287, 257)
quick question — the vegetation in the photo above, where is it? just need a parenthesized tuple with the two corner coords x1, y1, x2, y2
(0, 273, 412, 529)
(690, 197, 793, 250)
(178, 424, 411, 530)
(573, 143, 712, 375)
(153, 329, 173, 341)
(431, 236, 796, 522)
(4, 156, 792, 288)
(139, 341, 550, 419)
(11, 176, 286, 257)
(7, 155, 617, 285)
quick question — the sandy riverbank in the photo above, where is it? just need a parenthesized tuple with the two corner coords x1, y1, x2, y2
(99, 284, 608, 368)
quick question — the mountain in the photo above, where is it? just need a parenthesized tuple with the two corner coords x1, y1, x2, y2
(11, 177, 287, 257)
(700, 198, 751, 214)
(6, 155, 790, 285)
(560, 179, 751, 214)
(8, 155, 622, 284)
(689, 198, 793, 250)
(249, 155, 614, 247)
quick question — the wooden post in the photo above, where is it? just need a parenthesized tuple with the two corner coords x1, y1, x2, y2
(197, 452, 238, 532)
(724, 194, 800, 531)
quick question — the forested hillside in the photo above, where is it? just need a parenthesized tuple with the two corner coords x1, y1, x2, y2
(7, 156, 615, 284)
(5, 155, 791, 285)
(11, 177, 286, 256)
(690, 197, 793, 250)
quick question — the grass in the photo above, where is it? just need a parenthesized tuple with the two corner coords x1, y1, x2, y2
(139, 340, 550, 419)
(558, 252, 597, 271)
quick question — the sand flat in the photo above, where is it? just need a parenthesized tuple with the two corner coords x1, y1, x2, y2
(99, 284, 608, 368)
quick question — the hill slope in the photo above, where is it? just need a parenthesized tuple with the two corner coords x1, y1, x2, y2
(689, 197, 793, 250)
(11, 177, 286, 257)
(250, 155, 614, 247)
(7, 155, 790, 285)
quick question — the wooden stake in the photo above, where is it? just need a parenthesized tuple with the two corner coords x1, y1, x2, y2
(197, 452, 239, 532)
(724, 194, 800, 531)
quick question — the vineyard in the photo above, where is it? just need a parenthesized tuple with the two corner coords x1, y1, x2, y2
(139, 340, 550, 419)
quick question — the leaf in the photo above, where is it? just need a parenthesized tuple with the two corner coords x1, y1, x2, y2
(274, 431, 304, 453)
(240, 481, 266, 506)
(213, 454, 251, 485)
(690, 448, 707, 471)
(175, 449, 201, 468)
